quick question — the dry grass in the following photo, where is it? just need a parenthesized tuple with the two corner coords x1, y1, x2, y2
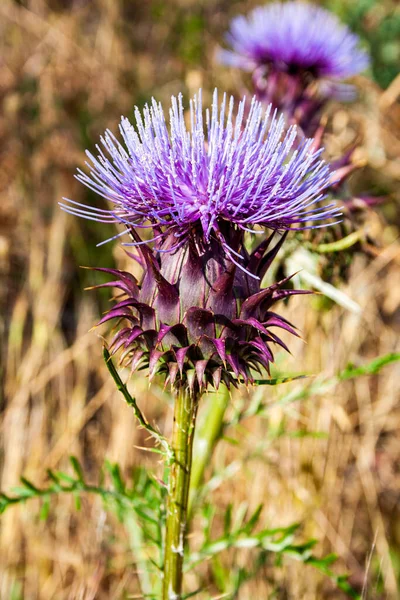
(1, 1, 399, 598)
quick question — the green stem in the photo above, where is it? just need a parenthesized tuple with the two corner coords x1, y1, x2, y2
(163, 385, 199, 600)
(188, 386, 229, 517)
(103, 346, 171, 457)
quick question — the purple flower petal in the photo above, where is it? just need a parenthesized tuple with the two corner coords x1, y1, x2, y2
(61, 89, 341, 264)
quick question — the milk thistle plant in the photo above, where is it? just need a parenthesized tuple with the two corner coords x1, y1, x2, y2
(0, 4, 397, 598)
(59, 89, 341, 597)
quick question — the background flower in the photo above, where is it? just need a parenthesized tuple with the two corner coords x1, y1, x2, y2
(218, 1, 369, 81)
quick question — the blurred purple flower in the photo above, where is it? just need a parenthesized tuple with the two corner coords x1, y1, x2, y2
(218, 2, 369, 81)
(60, 89, 339, 269)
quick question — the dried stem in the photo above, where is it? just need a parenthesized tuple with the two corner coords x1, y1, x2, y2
(163, 385, 199, 599)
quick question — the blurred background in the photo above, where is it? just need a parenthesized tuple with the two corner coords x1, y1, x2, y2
(0, 0, 399, 598)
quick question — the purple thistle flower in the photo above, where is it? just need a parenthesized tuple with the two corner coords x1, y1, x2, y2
(60, 89, 340, 270)
(61, 89, 340, 392)
(218, 2, 369, 82)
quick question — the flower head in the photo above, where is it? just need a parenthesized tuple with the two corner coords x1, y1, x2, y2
(61, 89, 339, 268)
(218, 2, 369, 81)
(62, 89, 339, 393)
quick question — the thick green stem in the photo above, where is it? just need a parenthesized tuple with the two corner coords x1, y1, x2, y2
(163, 386, 199, 599)
(188, 386, 229, 517)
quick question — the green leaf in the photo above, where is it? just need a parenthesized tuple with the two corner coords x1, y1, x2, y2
(307, 552, 338, 569)
(0, 493, 11, 514)
(73, 492, 81, 511)
(55, 471, 76, 484)
(232, 502, 249, 532)
(252, 374, 309, 386)
(242, 504, 263, 535)
(339, 353, 400, 381)
(69, 456, 85, 483)
(288, 430, 328, 439)
(211, 555, 229, 593)
(316, 230, 364, 253)
(202, 503, 216, 543)
(284, 539, 318, 560)
(134, 507, 159, 526)
(11, 486, 36, 498)
(274, 352, 400, 410)
(147, 556, 163, 572)
(103, 347, 171, 456)
(46, 470, 62, 489)
(39, 497, 50, 520)
(258, 523, 301, 538)
(336, 576, 361, 599)
(223, 504, 232, 537)
(20, 477, 40, 493)
(105, 461, 126, 494)
(221, 435, 239, 446)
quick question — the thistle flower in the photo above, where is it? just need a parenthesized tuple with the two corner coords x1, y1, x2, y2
(61, 90, 339, 392)
(61, 90, 339, 263)
(219, 2, 369, 81)
(218, 2, 369, 132)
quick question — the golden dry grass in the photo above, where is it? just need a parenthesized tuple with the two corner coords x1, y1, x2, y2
(1, 1, 399, 598)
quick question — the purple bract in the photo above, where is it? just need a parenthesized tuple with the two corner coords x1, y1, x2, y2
(60, 89, 340, 267)
(85, 232, 311, 391)
(218, 2, 369, 81)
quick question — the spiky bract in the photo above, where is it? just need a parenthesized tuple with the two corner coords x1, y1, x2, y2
(93, 231, 308, 393)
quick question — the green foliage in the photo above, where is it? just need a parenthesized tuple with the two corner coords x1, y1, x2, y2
(191, 503, 360, 598)
(238, 352, 400, 420)
(327, 0, 400, 88)
(2, 353, 398, 597)
(103, 346, 172, 459)
(1, 457, 163, 528)
(339, 352, 400, 380)
(1, 457, 166, 597)
(252, 374, 309, 386)
(173, 12, 206, 66)
(0, 459, 360, 598)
